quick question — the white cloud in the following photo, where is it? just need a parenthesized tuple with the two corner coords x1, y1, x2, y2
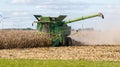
(0, 12, 3, 14)
(35, 5, 47, 9)
(107, 5, 112, 9)
(11, 0, 32, 4)
(105, 4, 120, 14)
(12, 12, 28, 16)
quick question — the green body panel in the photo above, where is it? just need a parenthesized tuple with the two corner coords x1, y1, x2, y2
(40, 17, 51, 22)
(33, 12, 104, 46)
(37, 22, 41, 31)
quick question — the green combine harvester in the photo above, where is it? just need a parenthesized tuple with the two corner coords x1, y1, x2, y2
(33, 12, 104, 47)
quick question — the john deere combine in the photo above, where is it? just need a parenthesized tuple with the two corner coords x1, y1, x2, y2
(33, 12, 104, 46)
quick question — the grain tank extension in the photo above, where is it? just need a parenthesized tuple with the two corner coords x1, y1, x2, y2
(33, 12, 104, 46)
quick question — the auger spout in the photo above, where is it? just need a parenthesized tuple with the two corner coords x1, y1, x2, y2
(65, 12, 104, 24)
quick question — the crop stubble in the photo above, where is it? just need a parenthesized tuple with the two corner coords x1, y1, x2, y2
(0, 46, 120, 61)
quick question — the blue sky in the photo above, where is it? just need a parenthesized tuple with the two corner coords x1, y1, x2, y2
(0, 0, 120, 31)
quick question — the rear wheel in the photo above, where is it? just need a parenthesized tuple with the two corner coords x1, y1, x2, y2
(62, 37, 72, 46)
(66, 37, 72, 46)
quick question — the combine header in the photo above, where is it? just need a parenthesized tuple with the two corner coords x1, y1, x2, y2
(33, 12, 104, 46)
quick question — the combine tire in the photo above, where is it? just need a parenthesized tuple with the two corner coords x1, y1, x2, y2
(62, 37, 72, 46)
(66, 37, 72, 46)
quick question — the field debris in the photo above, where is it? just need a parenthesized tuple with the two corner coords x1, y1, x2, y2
(70, 30, 120, 45)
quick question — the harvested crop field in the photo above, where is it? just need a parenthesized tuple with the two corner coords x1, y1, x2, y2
(0, 46, 120, 61)
(0, 30, 120, 61)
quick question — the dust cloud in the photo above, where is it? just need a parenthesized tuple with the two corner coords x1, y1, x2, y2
(70, 30, 120, 45)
